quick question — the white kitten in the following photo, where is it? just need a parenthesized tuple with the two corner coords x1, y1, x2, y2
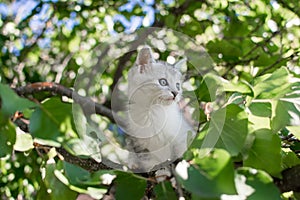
(125, 46, 195, 171)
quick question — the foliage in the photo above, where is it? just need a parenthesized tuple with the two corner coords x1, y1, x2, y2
(0, 0, 300, 199)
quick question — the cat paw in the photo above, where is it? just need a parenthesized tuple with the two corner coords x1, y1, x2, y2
(155, 167, 171, 182)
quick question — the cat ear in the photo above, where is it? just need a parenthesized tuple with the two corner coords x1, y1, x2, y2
(136, 46, 155, 66)
(174, 57, 187, 70)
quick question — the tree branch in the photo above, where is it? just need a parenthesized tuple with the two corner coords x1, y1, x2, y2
(17, 2, 43, 28)
(14, 82, 115, 122)
(13, 111, 124, 172)
(221, 30, 281, 77)
(275, 165, 300, 193)
(256, 50, 300, 76)
(55, 147, 112, 172)
(277, 0, 300, 19)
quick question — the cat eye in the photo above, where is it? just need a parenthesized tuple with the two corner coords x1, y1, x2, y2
(176, 83, 180, 90)
(158, 78, 168, 86)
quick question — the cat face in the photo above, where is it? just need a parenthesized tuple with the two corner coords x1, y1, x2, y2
(128, 46, 185, 105)
(151, 62, 182, 104)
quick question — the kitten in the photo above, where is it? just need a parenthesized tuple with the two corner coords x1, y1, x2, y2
(125, 46, 195, 171)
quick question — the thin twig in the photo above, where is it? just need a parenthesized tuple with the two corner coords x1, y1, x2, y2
(277, 0, 300, 18)
(171, 164, 184, 199)
(55, 147, 113, 172)
(256, 50, 300, 76)
(222, 30, 281, 77)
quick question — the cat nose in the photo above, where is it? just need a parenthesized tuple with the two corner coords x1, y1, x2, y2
(171, 91, 178, 98)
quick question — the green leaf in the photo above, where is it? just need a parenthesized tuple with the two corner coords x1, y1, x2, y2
(84, 170, 116, 186)
(192, 104, 248, 156)
(286, 126, 300, 140)
(253, 67, 291, 99)
(195, 79, 210, 102)
(64, 137, 102, 162)
(154, 181, 177, 200)
(236, 167, 281, 200)
(199, 74, 220, 101)
(72, 104, 88, 138)
(248, 114, 271, 132)
(271, 100, 290, 133)
(176, 149, 237, 198)
(114, 171, 147, 200)
(223, 80, 253, 94)
(281, 148, 300, 170)
(63, 162, 108, 199)
(0, 83, 36, 116)
(244, 129, 281, 177)
(29, 97, 76, 142)
(63, 162, 90, 186)
(0, 120, 16, 157)
(197, 74, 252, 103)
(214, 104, 248, 156)
(36, 181, 51, 200)
(248, 102, 272, 117)
(29, 106, 62, 142)
(67, 104, 103, 162)
(207, 40, 243, 62)
(254, 51, 281, 67)
(224, 17, 250, 37)
(248, 101, 272, 131)
(44, 163, 78, 200)
(34, 138, 61, 147)
(164, 14, 176, 28)
(13, 133, 34, 152)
